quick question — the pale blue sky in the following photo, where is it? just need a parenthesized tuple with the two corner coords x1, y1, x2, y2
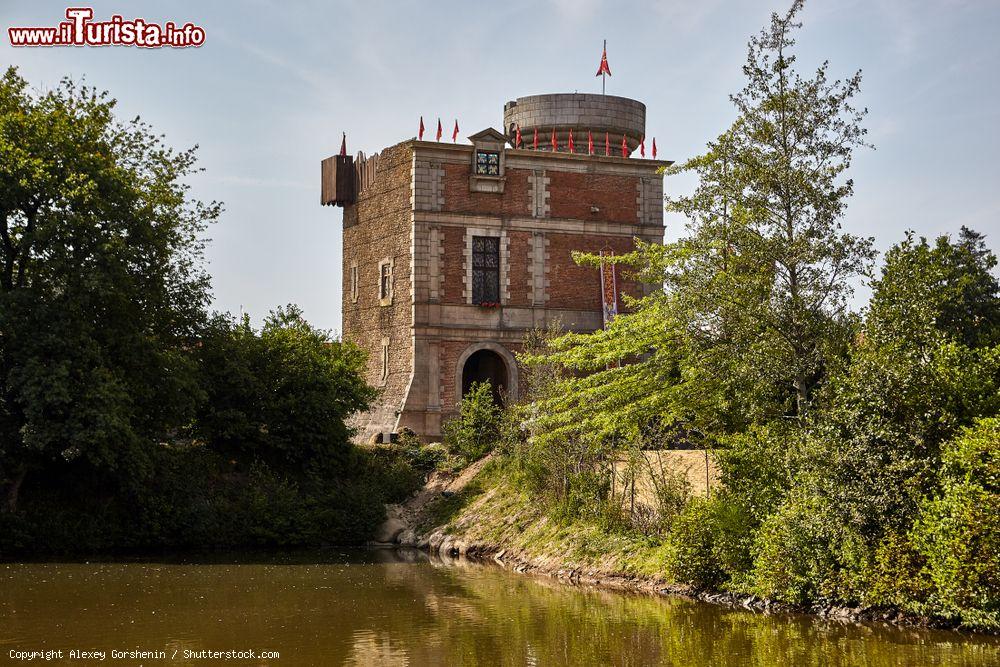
(2, 0, 998, 332)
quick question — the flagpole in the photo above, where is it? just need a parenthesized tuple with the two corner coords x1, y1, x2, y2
(602, 39, 606, 95)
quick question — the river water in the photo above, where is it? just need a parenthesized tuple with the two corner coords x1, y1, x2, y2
(1, 549, 997, 666)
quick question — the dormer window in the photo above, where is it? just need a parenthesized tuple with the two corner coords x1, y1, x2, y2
(468, 128, 508, 194)
(475, 150, 500, 176)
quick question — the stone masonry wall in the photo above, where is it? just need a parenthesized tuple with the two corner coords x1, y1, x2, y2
(341, 141, 414, 442)
(438, 340, 525, 414)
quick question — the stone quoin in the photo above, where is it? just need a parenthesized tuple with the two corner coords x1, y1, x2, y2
(321, 92, 669, 443)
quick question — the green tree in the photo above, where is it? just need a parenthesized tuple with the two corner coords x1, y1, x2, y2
(740, 229, 1000, 609)
(195, 305, 377, 473)
(912, 418, 1000, 626)
(0, 67, 219, 511)
(811, 229, 1000, 537)
(866, 228, 1000, 350)
(671, 0, 875, 417)
(522, 0, 874, 445)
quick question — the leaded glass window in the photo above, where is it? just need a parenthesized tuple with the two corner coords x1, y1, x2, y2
(472, 236, 500, 304)
(475, 150, 500, 176)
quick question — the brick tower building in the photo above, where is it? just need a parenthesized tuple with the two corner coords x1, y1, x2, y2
(321, 93, 668, 442)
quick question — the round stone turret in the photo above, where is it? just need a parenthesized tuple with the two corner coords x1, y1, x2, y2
(503, 93, 646, 155)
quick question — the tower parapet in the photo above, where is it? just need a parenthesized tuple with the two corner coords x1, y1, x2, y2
(503, 93, 646, 154)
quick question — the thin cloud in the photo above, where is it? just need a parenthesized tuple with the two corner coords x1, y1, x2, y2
(212, 175, 312, 190)
(213, 28, 337, 93)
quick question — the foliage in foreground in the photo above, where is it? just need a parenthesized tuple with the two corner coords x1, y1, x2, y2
(0, 66, 421, 554)
(0, 309, 421, 556)
(493, 1, 1000, 632)
(0, 445, 420, 554)
(0, 65, 217, 513)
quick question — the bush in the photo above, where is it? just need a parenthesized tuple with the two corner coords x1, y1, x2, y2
(663, 499, 723, 589)
(910, 418, 1000, 627)
(662, 495, 754, 590)
(355, 447, 423, 505)
(194, 307, 377, 473)
(0, 442, 423, 557)
(860, 530, 929, 609)
(715, 425, 797, 526)
(749, 491, 865, 605)
(405, 443, 450, 473)
(444, 381, 502, 460)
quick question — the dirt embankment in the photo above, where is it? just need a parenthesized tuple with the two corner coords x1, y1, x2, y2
(372, 455, 491, 546)
(372, 455, 962, 631)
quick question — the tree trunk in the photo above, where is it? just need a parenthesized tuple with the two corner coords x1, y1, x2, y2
(3, 467, 27, 514)
(793, 372, 810, 418)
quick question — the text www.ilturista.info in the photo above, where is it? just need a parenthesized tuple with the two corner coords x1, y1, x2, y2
(8, 7, 205, 48)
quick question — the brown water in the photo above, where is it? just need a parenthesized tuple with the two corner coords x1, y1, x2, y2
(1, 549, 997, 666)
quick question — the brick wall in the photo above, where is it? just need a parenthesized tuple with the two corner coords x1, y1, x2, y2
(506, 230, 532, 307)
(339, 140, 663, 441)
(439, 225, 467, 306)
(441, 163, 531, 217)
(545, 233, 639, 311)
(547, 171, 639, 224)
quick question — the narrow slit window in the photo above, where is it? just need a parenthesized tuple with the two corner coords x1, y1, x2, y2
(472, 236, 500, 305)
(379, 260, 393, 304)
(350, 263, 358, 303)
(380, 338, 390, 384)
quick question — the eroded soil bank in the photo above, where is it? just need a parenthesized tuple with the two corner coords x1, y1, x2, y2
(373, 456, 993, 634)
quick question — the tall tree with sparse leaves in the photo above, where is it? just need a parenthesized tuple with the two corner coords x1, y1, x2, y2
(671, 0, 876, 417)
(524, 0, 875, 445)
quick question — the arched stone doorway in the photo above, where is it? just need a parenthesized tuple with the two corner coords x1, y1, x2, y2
(462, 349, 507, 404)
(455, 342, 518, 407)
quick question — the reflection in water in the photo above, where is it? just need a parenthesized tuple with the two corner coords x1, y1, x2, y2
(1, 549, 996, 666)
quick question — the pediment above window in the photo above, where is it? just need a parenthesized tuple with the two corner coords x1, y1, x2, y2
(469, 127, 506, 193)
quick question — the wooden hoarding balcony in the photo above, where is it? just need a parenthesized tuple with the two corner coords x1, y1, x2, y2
(320, 154, 356, 206)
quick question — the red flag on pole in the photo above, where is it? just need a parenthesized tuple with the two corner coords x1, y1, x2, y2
(533, 127, 539, 150)
(621, 134, 628, 158)
(418, 116, 424, 140)
(652, 137, 657, 159)
(515, 124, 522, 148)
(452, 119, 459, 142)
(551, 128, 557, 151)
(605, 132, 610, 156)
(588, 130, 594, 155)
(436, 118, 442, 141)
(596, 40, 612, 95)
(339, 132, 347, 157)
(568, 128, 574, 153)
(595, 43, 611, 77)
(640, 136, 645, 158)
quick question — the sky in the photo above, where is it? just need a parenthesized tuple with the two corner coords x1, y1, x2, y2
(2, 0, 999, 333)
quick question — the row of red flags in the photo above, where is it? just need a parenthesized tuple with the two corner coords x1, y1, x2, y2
(416, 117, 657, 159)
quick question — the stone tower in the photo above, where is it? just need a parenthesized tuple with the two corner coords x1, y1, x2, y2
(321, 93, 668, 443)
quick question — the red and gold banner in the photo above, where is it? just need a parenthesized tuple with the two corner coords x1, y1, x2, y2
(599, 248, 618, 328)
